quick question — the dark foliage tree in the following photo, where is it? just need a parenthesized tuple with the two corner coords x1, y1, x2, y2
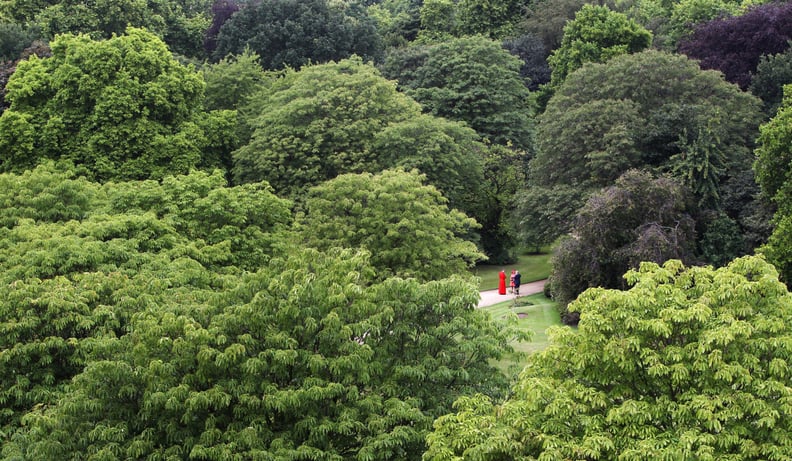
(203, 0, 239, 56)
(502, 33, 551, 90)
(512, 184, 586, 253)
(383, 36, 535, 151)
(549, 170, 697, 323)
(212, 0, 383, 69)
(0, 22, 40, 61)
(678, 1, 792, 89)
(517, 0, 589, 53)
(750, 46, 792, 116)
(455, 0, 524, 38)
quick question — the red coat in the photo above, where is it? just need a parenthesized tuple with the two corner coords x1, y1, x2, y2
(498, 271, 507, 295)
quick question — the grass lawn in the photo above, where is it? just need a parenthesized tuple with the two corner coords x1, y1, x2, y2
(471, 249, 553, 290)
(481, 292, 570, 375)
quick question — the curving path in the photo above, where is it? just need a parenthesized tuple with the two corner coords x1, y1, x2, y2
(478, 279, 547, 307)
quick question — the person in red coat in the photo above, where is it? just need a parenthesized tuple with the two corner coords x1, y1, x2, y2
(498, 269, 507, 295)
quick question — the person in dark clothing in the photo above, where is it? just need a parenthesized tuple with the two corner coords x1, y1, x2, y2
(513, 270, 521, 295)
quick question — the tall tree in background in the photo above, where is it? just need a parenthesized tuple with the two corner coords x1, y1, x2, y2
(547, 4, 652, 87)
(212, 0, 383, 69)
(425, 256, 792, 460)
(383, 35, 535, 151)
(0, 28, 236, 181)
(232, 57, 421, 197)
(678, 1, 792, 90)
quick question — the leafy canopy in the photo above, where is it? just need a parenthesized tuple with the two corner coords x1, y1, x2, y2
(547, 4, 652, 87)
(383, 35, 536, 151)
(296, 169, 485, 281)
(212, 0, 383, 69)
(426, 255, 792, 460)
(0, 27, 236, 181)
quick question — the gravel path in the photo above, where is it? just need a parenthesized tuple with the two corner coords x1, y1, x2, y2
(478, 279, 547, 307)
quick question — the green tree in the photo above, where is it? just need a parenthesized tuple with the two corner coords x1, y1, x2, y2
(0, 22, 40, 61)
(14, 245, 520, 459)
(0, 163, 292, 448)
(417, 0, 457, 43)
(370, 114, 485, 215)
(0, 27, 236, 181)
(212, 0, 382, 69)
(751, 48, 792, 117)
(296, 169, 485, 281)
(512, 184, 586, 252)
(549, 170, 697, 323)
(425, 255, 792, 460)
(530, 50, 762, 242)
(455, 0, 523, 38)
(383, 36, 536, 151)
(755, 84, 792, 282)
(232, 57, 422, 197)
(202, 48, 268, 111)
(547, 4, 652, 87)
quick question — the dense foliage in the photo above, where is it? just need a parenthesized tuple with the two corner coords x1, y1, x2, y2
(211, 0, 383, 69)
(678, 1, 792, 90)
(383, 36, 535, 151)
(549, 170, 697, 323)
(0, 28, 235, 181)
(296, 169, 485, 281)
(426, 255, 792, 460)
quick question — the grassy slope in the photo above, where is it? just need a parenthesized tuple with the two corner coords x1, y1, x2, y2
(482, 293, 569, 375)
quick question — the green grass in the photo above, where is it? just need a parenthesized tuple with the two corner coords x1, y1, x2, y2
(470, 249, 552, 290)
(480, 292, 569, 374)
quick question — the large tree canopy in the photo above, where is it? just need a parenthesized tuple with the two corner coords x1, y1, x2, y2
(382, 35, 536, 151)
(533, 50, 762, 200)
(548, 170, 697, 323)
(233, 57, 421, 196)
(0, 164, 292, 449)
(678, 1, 792, 90)
(426, 255, 792, 460)
(547, 4, 652, 87)
(0, 28, 236, 181)
(296, 169, 485, 281)
(212, 0, 383, 69)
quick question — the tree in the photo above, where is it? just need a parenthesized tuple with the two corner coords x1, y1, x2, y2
(212, 0, 383, 69)
(750, 47, 792, 116)
(502, 33, 551, 91)
(0, 22, 40, 61)
(367, 0, 421, 48)
(549, 170, 697, 323)
(511, 184, 586, 252)
(455, 0, 523, 39)
(547, 4, 652, 87)
(755, 85, 792, 283)
(202, 48, 267, 111)
(425, 255, 792, 460)
(203, 0, 239, 55)
(531, 50, 762, 222)
(517, 0, 588, 54)
(0, 28, 236, 181)
(232, 57, 422, 197)
(296, 169, 485, 281)
(0, 163, 292, 448)
(12, 245, 520, 459)
(678, 2, 792, 89)
(370, 114, 485, 215)
(383, 36, 535, 151)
